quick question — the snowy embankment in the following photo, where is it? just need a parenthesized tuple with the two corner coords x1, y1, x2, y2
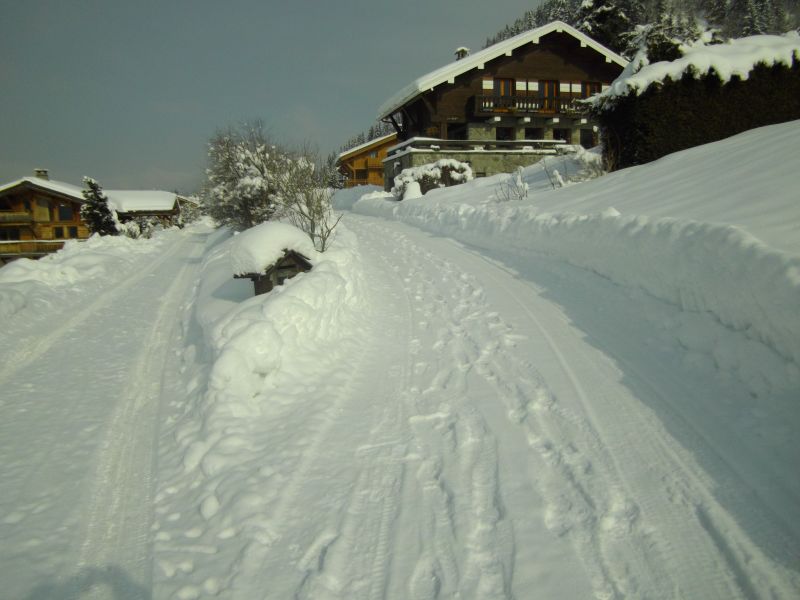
(344, 121, 800, 398)
(0, 228, 182, 321)
(153, 223, 369, 598)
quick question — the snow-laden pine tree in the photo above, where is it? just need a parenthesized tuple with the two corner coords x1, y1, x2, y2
(80, 177, 118, 236)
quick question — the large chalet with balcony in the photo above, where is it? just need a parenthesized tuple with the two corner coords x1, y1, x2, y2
(378, 21, 627, 188)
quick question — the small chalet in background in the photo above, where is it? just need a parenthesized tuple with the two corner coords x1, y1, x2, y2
(336, 133, 398, 188)
(0, 169, 196, 263)
(0, 170, 90, 263)
(378, 21, 627, 188)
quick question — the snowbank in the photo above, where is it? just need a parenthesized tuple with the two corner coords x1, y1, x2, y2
(348, 121, 800, 397)
(596, 31, 800, 104)
(0, 229, 180, 321)
(331, 184, 384, 210)
(229, 221, 316, 275)
(154, 222, 370, 595)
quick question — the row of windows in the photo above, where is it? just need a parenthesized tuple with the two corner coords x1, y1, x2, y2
(486, 78, 602, 98)
(0, 197, 75, 220)
(0, 227, 21, 241)
(53, 226, 79, 239)
(0, 226, 80, 241)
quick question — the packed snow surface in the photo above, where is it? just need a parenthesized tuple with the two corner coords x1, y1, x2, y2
(228, 221, 316, 275)
(1, 121, 798, 599)
(597, 31, 800, 103)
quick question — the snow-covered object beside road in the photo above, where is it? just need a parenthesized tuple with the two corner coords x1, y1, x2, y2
(153, 224, 369, 597)
(596, 31, 800, 104)
(229, 221, 317, 275)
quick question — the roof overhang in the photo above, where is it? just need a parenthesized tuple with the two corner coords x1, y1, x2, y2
(377, 20, 628, 120)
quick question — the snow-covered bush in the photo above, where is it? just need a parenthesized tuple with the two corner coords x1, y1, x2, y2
(495, 167, 529, 201)
(391, 159, 473, 199)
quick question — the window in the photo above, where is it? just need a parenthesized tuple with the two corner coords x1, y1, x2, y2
(58, 203, 74, 221)
(0, 227, 21, 240)
(553, 128, 572, 142)
(580, 129, 596, 148)
(24, 200, 31, 211)
(582, 81, 602, 97)
(493, 78, 515, 97)
(525, 127, 544, 140)
(447, 123, 467, 140)
(538, 80, 559, 112)
(495, 127, 515, 141)
(54, 227, 64, 239)
(0, 198, 11, 211)
(355, 169, 368, 180)
(68, 226, 78, 238)
(368, 150, 378, 158)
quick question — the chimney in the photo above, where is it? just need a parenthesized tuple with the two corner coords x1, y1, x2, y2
(34, 168, 49, 180)
(455, 47, 470, 60)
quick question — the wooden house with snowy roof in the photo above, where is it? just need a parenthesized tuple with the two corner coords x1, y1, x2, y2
(336, 133, 398, 188)
(378, 21, 627, 188)
(0, 170, 90, 263)
(0, 169, 196, 263)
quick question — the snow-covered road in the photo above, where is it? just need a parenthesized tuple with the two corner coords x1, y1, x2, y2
(0, 229, 210, 599)
(1, 212, 797, 599)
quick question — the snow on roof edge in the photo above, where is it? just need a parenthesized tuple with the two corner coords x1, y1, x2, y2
(336, 133, 398, 162)
(377, 20, 628, 120)
(0, 177, 85, 200)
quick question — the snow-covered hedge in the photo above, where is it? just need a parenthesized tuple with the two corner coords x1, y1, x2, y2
(392, 159, 473, 200)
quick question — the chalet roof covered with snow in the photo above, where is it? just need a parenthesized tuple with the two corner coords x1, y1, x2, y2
(0, 177, 85, 201)
(595, 31, 800, 106)
(336, 133, 397, 162)
(105, 190, 179, 213)
(378, 20, 628, 120)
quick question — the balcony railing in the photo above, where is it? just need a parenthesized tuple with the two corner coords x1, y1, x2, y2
(385, 137, 571, 159)
(0, 212, 33, 223)
(475, 95, 588, 116)
(0, 240, 67, 256)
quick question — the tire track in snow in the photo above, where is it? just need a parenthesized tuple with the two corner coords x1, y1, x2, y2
(0, 237, 185, 386)
(71, 236, 206, 598)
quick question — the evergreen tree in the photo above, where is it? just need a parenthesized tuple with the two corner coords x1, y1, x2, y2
(80, 177, 118, 236)
(576, 0, 638, 55)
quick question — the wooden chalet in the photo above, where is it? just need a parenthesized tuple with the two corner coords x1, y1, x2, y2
(106, 190, 197, 227)
(378, 21, 627, 188)
(0, 170, 90, 263)
(336, 133, 398, 188)
(235, 249, 313, 295)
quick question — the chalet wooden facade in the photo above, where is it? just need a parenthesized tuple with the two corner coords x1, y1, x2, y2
(336, 133, 398, 188)
(0, 170, 197, 263)
(378, 21, 627, 187)
(0, 171, 90, 263)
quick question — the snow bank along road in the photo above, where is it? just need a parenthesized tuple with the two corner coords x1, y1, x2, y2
(152, 214, 797, 599)
(0, 228, 210, 600)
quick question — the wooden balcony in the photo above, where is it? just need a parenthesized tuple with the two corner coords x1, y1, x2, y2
(0, 240, 67, 257)
(0, 212, 33, 223)
(474, 95, 587, 117)
(386, 137, 569, 158)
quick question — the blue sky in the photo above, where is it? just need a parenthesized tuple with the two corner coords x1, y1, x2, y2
(0, 0, 540, 192)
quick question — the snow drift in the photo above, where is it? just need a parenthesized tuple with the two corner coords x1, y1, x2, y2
(347, 121, 800, 397)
